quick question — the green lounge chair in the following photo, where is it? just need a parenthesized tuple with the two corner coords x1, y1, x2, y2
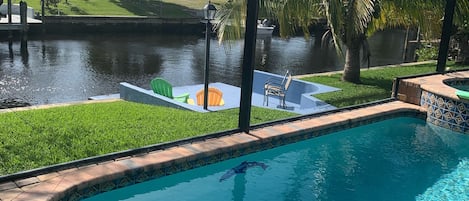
(150, 78, 190, 103)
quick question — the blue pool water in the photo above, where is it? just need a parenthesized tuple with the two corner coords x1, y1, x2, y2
(82, 117, 469, 201)
(450, 84, 469, 92)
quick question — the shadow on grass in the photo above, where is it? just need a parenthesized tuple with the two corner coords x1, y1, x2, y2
(45, 1, 89, 15)
(360, 76, 394, 92)
(317, 84, 390, 107)
(309, 75, 394, 107)
(69, 5, 88, 15)
(109, 0, 199, 17)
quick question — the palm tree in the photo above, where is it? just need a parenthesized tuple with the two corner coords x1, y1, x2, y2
(215, 0, 469, 83)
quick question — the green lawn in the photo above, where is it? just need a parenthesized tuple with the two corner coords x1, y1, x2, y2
(301, 62, 469, 107)
(14, 0, 226, 17)
(0, 101, 296, 175)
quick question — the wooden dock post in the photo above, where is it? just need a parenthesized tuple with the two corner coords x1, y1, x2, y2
(7, 0, 11, 38)
(19, 1, 27, 31)
(0, 1, 30, 39)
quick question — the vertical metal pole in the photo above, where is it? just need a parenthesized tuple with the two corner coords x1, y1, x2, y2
(204, 20, 211, 110)
(7, 0, 11, 24)
(436, 0, 456, 73)
(238, 0, 259, 133)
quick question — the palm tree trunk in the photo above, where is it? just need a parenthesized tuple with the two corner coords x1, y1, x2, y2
(342, 39, 361, 83)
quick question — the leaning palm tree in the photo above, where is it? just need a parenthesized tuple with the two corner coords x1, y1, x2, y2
(215, 0, 469, 83)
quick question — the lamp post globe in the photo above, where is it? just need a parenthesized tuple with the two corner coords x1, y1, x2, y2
(204, 1, 217, 20)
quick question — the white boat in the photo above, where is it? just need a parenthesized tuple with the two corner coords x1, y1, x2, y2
(257, 25, 275, 35)
(257, 19, 275, 36)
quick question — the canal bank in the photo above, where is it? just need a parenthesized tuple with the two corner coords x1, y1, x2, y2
(37, 16, 205, 35)
(3, 15, 331, 38)
(1, 16, 207, 38)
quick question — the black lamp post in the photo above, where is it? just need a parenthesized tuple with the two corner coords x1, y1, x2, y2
(203, 1, 217, 110)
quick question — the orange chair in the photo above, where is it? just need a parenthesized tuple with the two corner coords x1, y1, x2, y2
(196, 87, 225, 106)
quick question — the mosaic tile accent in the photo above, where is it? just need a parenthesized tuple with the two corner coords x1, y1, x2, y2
(421, 90, 469, 134)
(60, 111, 425, 201)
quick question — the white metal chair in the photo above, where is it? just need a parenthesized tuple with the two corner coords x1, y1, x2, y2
(263, 70, 292, 108)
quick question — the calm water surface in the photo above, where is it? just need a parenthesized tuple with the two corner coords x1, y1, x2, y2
(81, 117, 469, 201)
(0, 30, 406, 105)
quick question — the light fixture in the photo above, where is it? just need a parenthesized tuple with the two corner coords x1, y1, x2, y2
(203, 1, 217, 20)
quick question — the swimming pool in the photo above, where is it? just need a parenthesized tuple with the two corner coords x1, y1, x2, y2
(81, 117, 469, 201)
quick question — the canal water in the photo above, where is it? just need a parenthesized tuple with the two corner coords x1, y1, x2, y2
(0, 30, 407, 105)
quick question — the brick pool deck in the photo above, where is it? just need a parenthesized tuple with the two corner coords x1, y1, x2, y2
(0, 100, 424, 201)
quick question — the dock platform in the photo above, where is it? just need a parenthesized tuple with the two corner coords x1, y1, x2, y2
(91, 71, 340, 115)
(0, 14, 41, 31)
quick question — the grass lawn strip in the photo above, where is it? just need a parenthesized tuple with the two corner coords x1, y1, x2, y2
(301, 62, 469, 107)
(0, 101, 296, 175)
(14, 0, 227, 17)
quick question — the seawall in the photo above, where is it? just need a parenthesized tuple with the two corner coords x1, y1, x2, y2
(13, 15, 329, 36)
(26, 16, 206, 35)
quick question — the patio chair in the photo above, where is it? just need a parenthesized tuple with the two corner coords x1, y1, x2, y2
(196, 87, 225, 106)
(263, 70, 292, 108)
(150, 78, 190, 103)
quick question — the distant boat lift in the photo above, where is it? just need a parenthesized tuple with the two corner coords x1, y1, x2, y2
(257, 24, 275, 35)
(257, 19, 275, 36)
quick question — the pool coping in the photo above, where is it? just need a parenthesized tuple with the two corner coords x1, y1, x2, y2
(401, 71, 469, 101)
(0, 101, 425, 201)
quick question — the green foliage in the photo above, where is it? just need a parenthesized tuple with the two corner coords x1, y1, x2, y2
(416, 44, 439, 61)
(0, 101, 295, 175)
(300, 62, 469, 107)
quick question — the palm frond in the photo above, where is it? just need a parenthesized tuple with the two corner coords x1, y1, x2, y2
(214, 0, 246, 43)
(455, 0, 469, 27)
(349, 0, 376, 36)
(323, 0, 346, 54)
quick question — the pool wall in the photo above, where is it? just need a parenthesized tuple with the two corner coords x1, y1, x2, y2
(395, 71, 469, 134)
(421, 90, 469, 133)
(252, 71, 339, 107)
(0, 102, 424, 201)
